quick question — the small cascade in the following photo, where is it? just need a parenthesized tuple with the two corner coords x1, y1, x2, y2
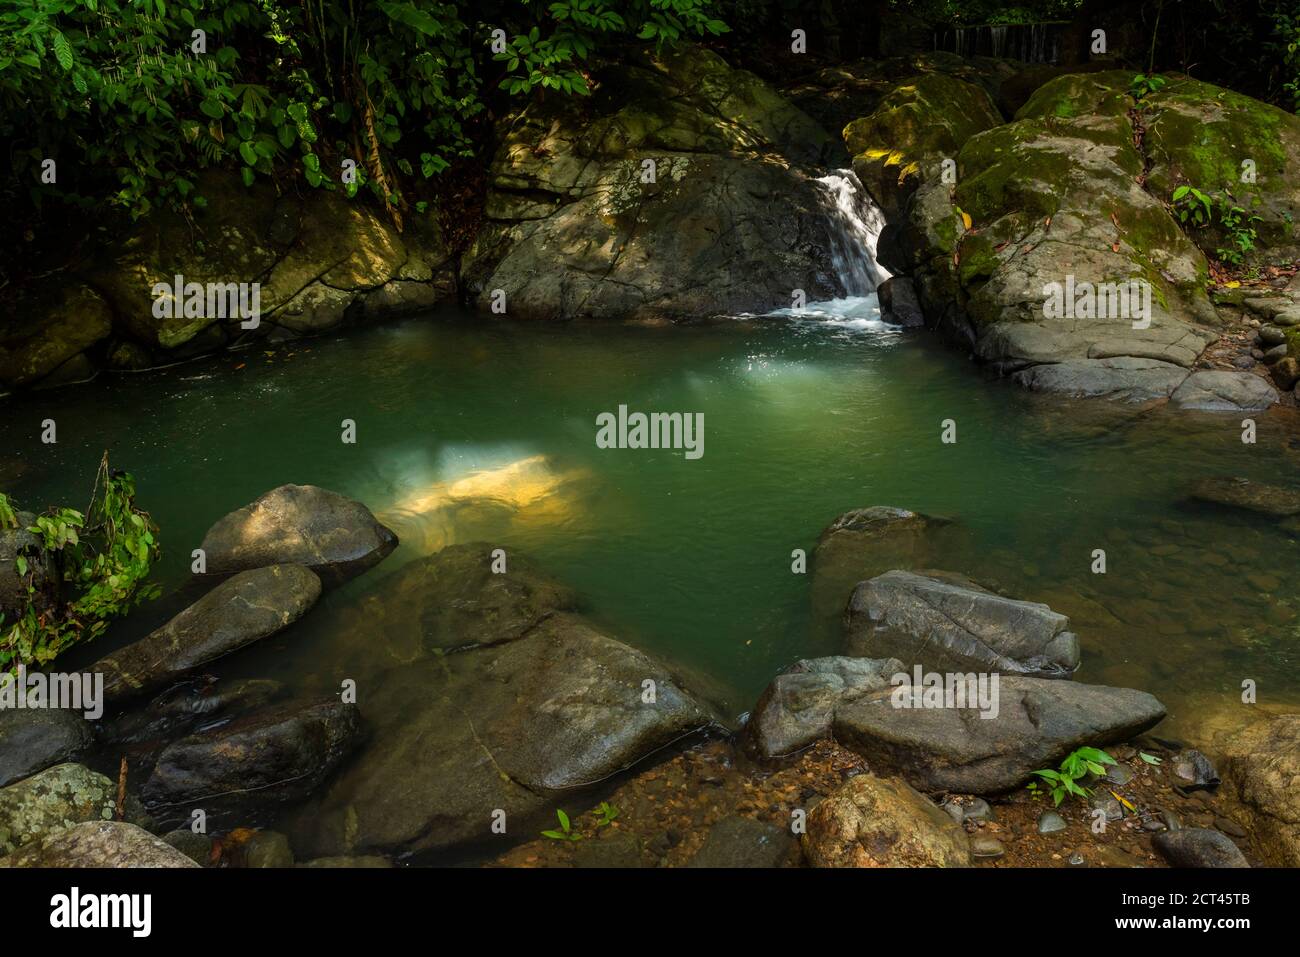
(934, 22, 1061, 63)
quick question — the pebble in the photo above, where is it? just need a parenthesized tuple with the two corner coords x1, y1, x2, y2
(1038, 810, 1068, 834)
(1106, 764, 1134, 786)
(969, 835, 1005, 859)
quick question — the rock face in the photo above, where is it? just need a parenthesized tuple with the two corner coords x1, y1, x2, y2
(0, 820, 199, 868)
(0, 709, 94, 788)
(89, 565, 321, 705)
(747, 656, 902, 758)
(845, 570, 1080, 679)
(1153, 829, 1250, 868)
(142, 699, 361, 823)
(294, 612, 713, 858)
(1217, 714, 1300, 866)
(462, 45, 857, 320)
(1189, 477, 1300, 517)
(200, 485, 397, 584)
(832, 677, 1165, 793)
(802, 774, 971, 867)
(0, 763, 118, 856)
(0, 510, 60, 621)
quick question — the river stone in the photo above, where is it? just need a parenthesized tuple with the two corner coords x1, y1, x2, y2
(0, 820, 199, 868)
(832, 677, 1166, 794)
(1216, 714, 1300, 866)
(162, 829, 214, 866)
(0, 763, 117, 856)
(688, 816, 796, 868)
(0, 510, 59, 621)
(1171, 749, 1220, 791)
(1012, 357, 1189, 403)
(293, 612, 713, 858)
(878, 277, 925, 327)
(90, 565, 321, 705)
(1188, 477, 1300, 517)
(747, 656, 903, 758)
(970, 835, 1006, 859)
(802, 774, 970, 867)
(1153, 828, 1250, 868)
(0, 708, 94, 788)
(142, 698, 361, 824)
(238, 830, 295, 868)
(844, 570, 1080, 678)
(200, 485, 398, 585)
(1038, 810, 1067, 834)
(102, 677, 285, 750)
(1169, 371, 1278, 412)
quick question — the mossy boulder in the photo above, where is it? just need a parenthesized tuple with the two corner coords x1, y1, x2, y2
(0, 282, 112, 389)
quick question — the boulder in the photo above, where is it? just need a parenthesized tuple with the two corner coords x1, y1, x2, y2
(0, 763, 118, 856)
(1169, 371, 1278, 412)
(1188, 477, 1300, 517)
(687, 816, 795, 868)
(89, 565, 321, 705)
(747, 656, 903, 758)
(802, 774, 971, 867)
(832, 677, 1166, 793)
(844, 570, 1080, 678)
(1153, 829, 1250, 868)
(1012, 357, 1189, 402)
(294, 613, 713, 858)
(0, 283, 113, 390)
(200, 485, 397, 584)
(141, 698, 361, 824)
(1216, 714, 1300, 866)
(0, 708, 94, 788)
(878, 276, 925, 327)
(0, 820, 199, 868)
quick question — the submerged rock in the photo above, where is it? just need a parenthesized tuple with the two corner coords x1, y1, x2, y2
(802, 774, 970, 867)
(688, 816, 795, 868)
(0, 820, 199, 868)
(1217, 714, 1300, 866)
(844, 570, 1080, 679)
(1188, 477, 1300, 518)
(0, 708, 94, 788)
(747, 656, 902, 758)
(90, 565, 321, 705)
(200, 485, 397, 585)
(294, 612, 713, 858)
(0, 763, 118, 856)
(142, 698, 361, 824)
(832, 677, 1165, 793)
(1153, 828, 1250, 868)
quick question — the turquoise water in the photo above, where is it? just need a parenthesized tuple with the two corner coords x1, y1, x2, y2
(3, 311, 1299, 736)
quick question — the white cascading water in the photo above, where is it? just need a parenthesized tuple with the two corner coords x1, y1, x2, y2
(768, 169, 894, 329)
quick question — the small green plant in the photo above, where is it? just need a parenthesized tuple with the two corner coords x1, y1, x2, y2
(1129, 73, 1167, 101)
(592, 801, 619, 827)
(541, 809, 581, 842)
(1214, 197, 1261, 267)
(1171, 185, 1213, 227)
(1027, 746, 1117, 807)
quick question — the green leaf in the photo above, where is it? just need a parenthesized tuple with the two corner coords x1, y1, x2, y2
(239, 141, 257, 166)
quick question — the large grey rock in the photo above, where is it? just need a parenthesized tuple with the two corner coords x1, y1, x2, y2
(1153, 829, 1250, 868)
(802, 774, 970, 867)
(1169, 371, 1278, 412)
(200, 485, 397, 585)
(845, 570, 1080, 679)
(0, 709, 94, 787)
(1012, 357, 1189, 402)
(747, 656, 903, 757)
(89, 565, 321, 705)
(878, 277, 925, 327)
(832, 676, 1166, 793)
(142, 698, 361, 824)
(294, 613, 713, 858)
(0, 763, 118, 856)
(0, 820, 199, 868)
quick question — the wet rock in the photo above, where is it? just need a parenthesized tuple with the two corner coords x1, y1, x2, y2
(0, 820, 199, 868)
(1105, 763, 1134, 786)
(844, 570, 1080, 678)
(1038, 810, 1067, 834)
(1153, 828, 1249, 868)
(1188, 477, 1300, 518)
(574, 832, 646, 869)
(237, 830, 295, 868)
(102, 677, 285, 749)
(0, 708, 94, 787)
(802, 774, 970, 867)
(0, 763, 118, 856)
(1217, 714, 1300, 866)
(142, 698, 361, 825)
(161, 829, 214, 866)
(687, 816, 795, 868)
(878, 277, 925, 327)
(747, 656, 902, 758)
(1090, 793, 1123, 822)
(1169, 371, 1278, 412)
(200, 485, 397, 585)
(0, 510, 60, 621)
(833, 677, 1166, 793)
(294, 613, 713, 858)
(1013, 357, 1188, 403)
(1171, 749, 1220, 791)
(970, 835, 1005, 859)
(89, 565, 321, 705)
